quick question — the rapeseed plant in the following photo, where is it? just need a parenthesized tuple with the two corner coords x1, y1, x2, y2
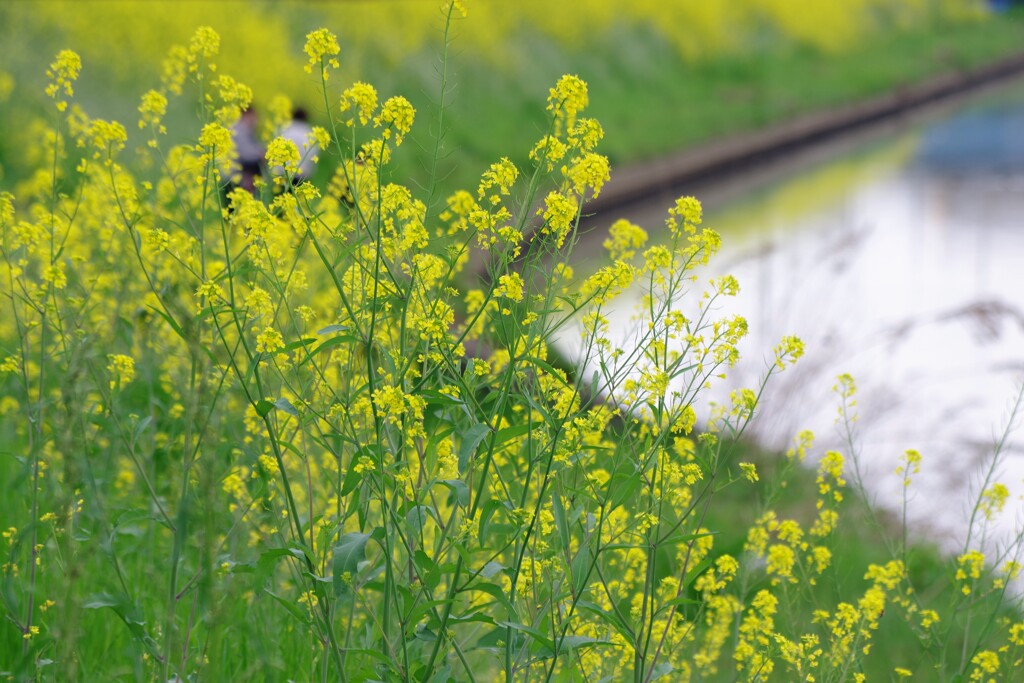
(1, 3, 1023, 682)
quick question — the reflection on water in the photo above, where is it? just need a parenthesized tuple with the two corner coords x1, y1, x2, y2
(564, 80, 1024, 553)
(917, 100, 1024, 174)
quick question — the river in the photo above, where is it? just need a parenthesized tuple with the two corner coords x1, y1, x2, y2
(562, 76, 1024, 555)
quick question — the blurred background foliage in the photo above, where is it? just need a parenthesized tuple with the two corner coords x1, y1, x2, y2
(1, 0, 1022, 194)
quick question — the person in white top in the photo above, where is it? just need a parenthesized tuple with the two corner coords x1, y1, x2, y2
(278, 107, 318, 183)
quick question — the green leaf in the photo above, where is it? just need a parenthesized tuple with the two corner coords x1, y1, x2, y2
(577, 600, 634, 643)
(440, 479, 469, 507)
(414, 624, 438, 642)
(340, 464, 363, 496)
(681, 556, 714, 590)
(407, 598, 452, 627)
(558, 635, 611, 651)
(458, 422, 490, 473)
(341, 445, 381, 495)
(480, 561, 505, 579)
(419, 389, 466, 408)
(609, 469, 642, 508)
(265, 589, 310, 625)
(146, 305, 185, 341)
(297, 334, 359, 367)
(493, 422, 532, 448)
(317, 324, 349, 335)
(541, 635, 612, 659)
(428, 665, 453, 683)
(255, 547, 306, 589)
(82, 593, 125, 611)
(470, 582, 517, 621)
(655, 595, 700, 615)
(649, 662, 674, 680)
(348, 647, 394, 668)
(478, 499, 503, 541)
(406, 505, 436, 533)
(281, 337, 316, 353)
(274, 397, 299, 417)
(255, 399, 275, 417)
(333, 532, 370, 597)
(497, 620, 554, 654)
(552, 491, 569, 552)
(570, 544, 594, 596)
(413, 550, 440, 591)
(132, 415, 153, 440)
(522, 356, 569, 387)
(83, 592, 160, 657)
(445, 611, 496, 627)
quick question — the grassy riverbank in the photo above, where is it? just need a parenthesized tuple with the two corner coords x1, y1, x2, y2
(708, 439, 1015, 681)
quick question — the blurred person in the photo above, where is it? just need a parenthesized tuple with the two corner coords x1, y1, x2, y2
(232, 105, 265, 194)
(277, 106, 318, 184)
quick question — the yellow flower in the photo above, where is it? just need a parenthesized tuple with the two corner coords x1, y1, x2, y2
(437, 439, 458, 479)
(88, 119, 128, 159)
(45, 49, 81, 111)
(477, 157, 518, 203)
(896, 448, 922, 485)
(255, 327, 285, 354)
(767, 544, 797, 583)
(297, 590, 319, 609)
(564, 152, 610, 198)
(547, 74, 588, 134)
(787, 430, 815, 462)
(188, 26, 220, 61)
(496, 272, 524, 302)
(811, 546, 832, 573)
(43, 264, 67, 290)
(529, 135, 567, 171)
(375, 96, 415, 145)
(539, 191, 577, 247)
(969, 651, 999, 680)
(739, 462, 759, 483)
(138, 90, 168, 132)
(258, 454, 279, 476)
(956, 550, 986, 594)
(107, 354, 136, 390)
(568, 118, 604, 151)
(775, 335, 805, 369)
(353, 455, 376, 474)
(681, 462, 702, 485)
(339, 82, 378, 126)
(666, 195, 702, 236)
(980, 482, 1009, 520)
(448, 0, 468, 17)
(197, 123, 234, 162)
(266, 137, 300, 175)
(304, 28, 340, 75)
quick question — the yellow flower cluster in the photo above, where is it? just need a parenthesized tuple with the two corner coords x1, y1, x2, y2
(339, 81, 378, 126)
(303, 28, 340, 75)
(106, 354, 135, 391)
(45, 49, 80, 111)
(375, 96, 415, 145)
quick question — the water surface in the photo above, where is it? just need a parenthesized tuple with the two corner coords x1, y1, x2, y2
(565, 78, 1024, 553)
